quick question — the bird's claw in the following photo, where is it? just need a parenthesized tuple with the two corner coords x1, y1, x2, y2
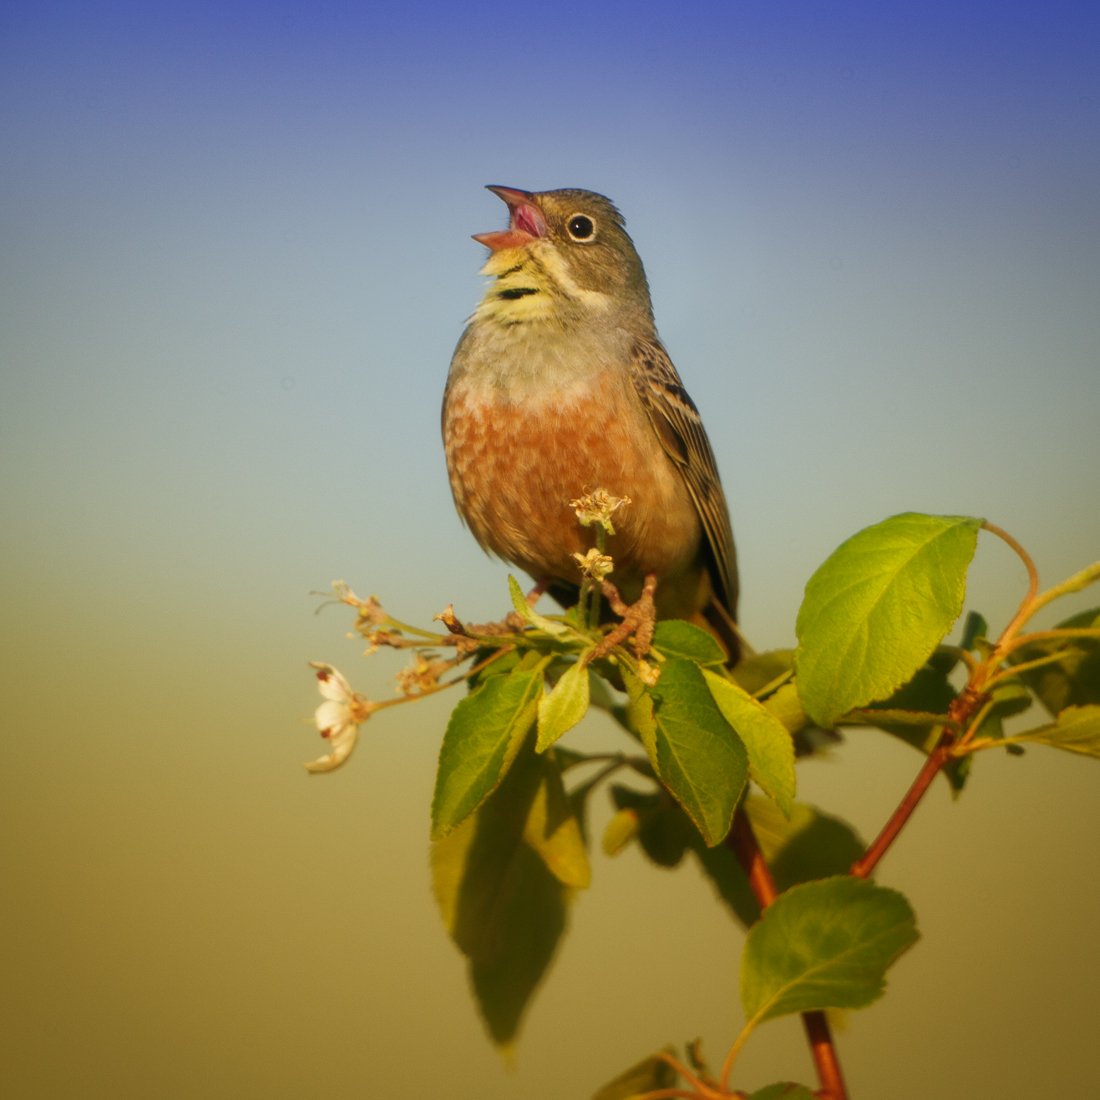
(589, 573, 658, 661)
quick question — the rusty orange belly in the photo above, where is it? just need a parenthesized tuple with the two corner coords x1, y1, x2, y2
(443, 374, 706, 616)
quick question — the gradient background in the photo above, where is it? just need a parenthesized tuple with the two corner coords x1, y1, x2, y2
(3, 2, 1099, 1097)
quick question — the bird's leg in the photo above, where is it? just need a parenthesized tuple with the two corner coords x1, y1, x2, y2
(525, 578, 549, 606)
(589, 573, 658, 661)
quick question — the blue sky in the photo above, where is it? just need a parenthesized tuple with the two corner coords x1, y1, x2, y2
(3, 2, 1099, 1096)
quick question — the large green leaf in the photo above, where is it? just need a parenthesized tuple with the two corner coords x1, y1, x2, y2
(741, 876, 918, 1025)
(795, 513, 982, 728)
(703, 669, 796, 815)
(1000, 704, 1100, 758)
(430, 745, 579, 1049)
(431, 652, 548, 839)
(648, 657, 749, 846)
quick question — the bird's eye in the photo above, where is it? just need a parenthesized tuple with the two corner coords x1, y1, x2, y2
(566, 213, 596, 241)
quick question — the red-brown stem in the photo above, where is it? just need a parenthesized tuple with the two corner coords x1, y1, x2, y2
(728, 808, 849, 1100)
(850, 732, 955, 880)
(851, 672, 995, 881)
(803, 1011, 847, 1100)
(728, 804, 779, 904)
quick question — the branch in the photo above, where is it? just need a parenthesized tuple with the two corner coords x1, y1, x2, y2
(850, 661, 1000, 879)
(849, 730, 956, 880)
(725, 808, 849, 1100)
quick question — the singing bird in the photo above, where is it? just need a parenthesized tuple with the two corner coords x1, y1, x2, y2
(442, 186, 740, 662)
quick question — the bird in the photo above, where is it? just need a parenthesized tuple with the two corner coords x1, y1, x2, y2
(442, 185, 740, 663)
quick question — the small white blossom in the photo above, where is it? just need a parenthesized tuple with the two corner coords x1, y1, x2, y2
(570, 489, 631, 534)
(573, 547, 615, 581)
(305, 662, 373, 773)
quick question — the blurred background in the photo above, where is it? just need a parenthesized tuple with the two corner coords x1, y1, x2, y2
(3, 2, 1098, 1096)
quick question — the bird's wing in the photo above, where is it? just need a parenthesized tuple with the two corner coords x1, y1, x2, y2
(630, 338, 739, 619)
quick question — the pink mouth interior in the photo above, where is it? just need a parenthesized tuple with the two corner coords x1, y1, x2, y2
(512, 203, 545, 238)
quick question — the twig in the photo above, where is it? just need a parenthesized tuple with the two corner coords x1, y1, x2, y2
(981, 521, 1040, 647)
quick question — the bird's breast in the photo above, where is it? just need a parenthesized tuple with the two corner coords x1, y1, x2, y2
(443, 362, 704, 606)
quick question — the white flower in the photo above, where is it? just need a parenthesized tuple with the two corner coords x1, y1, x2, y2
(572, 547, 615, 581)
(305, 662, 372, 773)
(569, 489, 631, 534)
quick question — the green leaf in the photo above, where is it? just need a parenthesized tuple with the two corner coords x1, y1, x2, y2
(653, 619, 728, 666)
(536, 659, 591, 751)
(703, 669, 796, 815)
(748, 1085, 816, 1100)
(730, 652, 843, 761)
(648, 657, 749, 846)
(1001, 704, 1100, 758)
(431, 652, 548, 839)
(591, 1048, 678, 1099)
(430, 744, 577, 1049)
(741, 876, 918, 1025)
(796, 513, 982, 728)
(1009, 608, 1100, 716)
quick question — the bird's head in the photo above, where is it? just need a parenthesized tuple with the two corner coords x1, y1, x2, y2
(472, 186, 652, 326)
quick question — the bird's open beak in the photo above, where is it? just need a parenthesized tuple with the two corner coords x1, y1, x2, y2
(473, 185, 548, 251)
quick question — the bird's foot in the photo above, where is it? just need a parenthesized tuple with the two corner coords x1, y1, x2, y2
(589, 573, 658, 661)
